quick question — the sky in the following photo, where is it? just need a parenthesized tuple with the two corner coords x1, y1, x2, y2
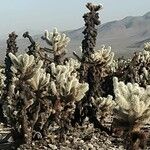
(0, 0, 150, 39)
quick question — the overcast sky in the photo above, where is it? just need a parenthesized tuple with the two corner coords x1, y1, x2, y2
(0, 0, 150, 38)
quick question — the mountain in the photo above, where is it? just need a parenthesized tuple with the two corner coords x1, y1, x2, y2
(0, 11, 150, 61)
(65, 11, 150, 57)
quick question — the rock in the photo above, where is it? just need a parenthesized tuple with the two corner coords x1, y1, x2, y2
(48, 144, 57, 150)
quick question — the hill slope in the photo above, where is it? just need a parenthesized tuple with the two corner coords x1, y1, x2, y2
(0, 11, 150, 60)
(65, 11, 150, 57)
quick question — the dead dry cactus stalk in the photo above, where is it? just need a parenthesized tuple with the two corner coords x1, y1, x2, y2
(1, 32, 18, 124)
(82, 3, 102, 58)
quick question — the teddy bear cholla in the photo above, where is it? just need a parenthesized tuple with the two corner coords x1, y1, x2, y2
(50, 62, 89, 102)
(4, 53, 52, 148)
(112, 77, 150, 149)
(92, 95, 116, 124)
(42, 28, 70, 64)
(90, 45, 114, 66)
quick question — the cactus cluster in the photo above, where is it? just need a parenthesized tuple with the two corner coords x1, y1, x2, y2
(3, 50, 89, 148)
(0, 3, 150, 150)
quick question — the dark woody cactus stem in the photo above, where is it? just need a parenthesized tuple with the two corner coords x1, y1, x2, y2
(6, 32, 18, 54)
(1, 32, 18, 123)
(73, 3, 112, 135)
(79, 2, 102, 89)
(23, 31, 36, 56)
(5, 32, 18, 94)
(80, 3, 102, 90)
(82, 3, 102, 59)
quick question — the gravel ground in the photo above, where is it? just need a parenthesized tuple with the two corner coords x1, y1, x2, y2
(29, 122, 125, 150)
(1, 120, 150, 149)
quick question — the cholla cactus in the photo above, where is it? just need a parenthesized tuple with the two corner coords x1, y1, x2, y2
(113, 77, 150, 127)
(112, 58, 131, 74)
(113, 77, 150, 149)
(4, 32, 18, 100)
(9, 53, 43, 79)
(131, 50, 150, 86)
(90, 45, 114, 66)
(92, 95, 115, 122)
(50, 63, 89, 101)
(27, 68, 50, 91)
(6, 32, 18, 54)
(23, 31, 36, 56)
(42, 28, 70, 64)
(64, 58, 81, 70)
(3, 53, 53, 148)
(72, 4, 114, 129)
(143, 67, 150, 81)
(115, 48, 150, 87)
(82, 3, 102, 57)
(139, 67, 150, 87)
(48, 62, 89, 141)
(144, 42, 150, 51)
(0, 69, 5, 96)
(138, 50, 150, 64)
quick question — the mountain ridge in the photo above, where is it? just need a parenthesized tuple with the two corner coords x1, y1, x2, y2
(65, 11, 150, 57)
(0, 11, 150, 60)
